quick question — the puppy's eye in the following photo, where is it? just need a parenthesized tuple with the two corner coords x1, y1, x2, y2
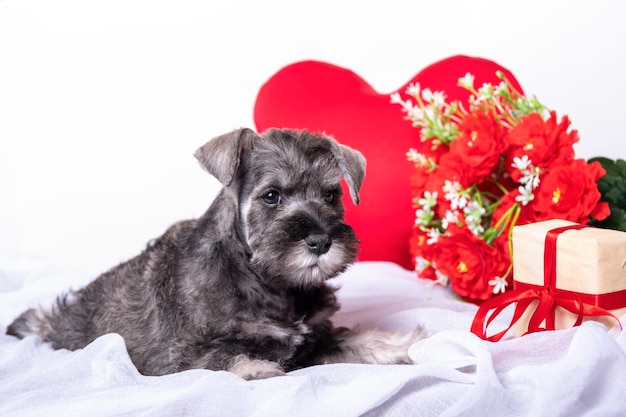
(262, 190, 281, 206)
(323, 191, 336, 204)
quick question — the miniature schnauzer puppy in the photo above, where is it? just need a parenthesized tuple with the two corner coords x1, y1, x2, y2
(7, 128, 425, 379)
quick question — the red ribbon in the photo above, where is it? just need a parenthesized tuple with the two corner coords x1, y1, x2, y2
(471, 224, 625, 341)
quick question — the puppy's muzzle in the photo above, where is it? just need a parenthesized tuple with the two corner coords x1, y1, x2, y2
(305, 233, 331, 256)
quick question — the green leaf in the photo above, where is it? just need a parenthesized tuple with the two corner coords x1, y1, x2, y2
(588, 157, 626, 231)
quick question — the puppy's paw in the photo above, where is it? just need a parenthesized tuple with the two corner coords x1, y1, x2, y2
(226, 354, 286, 380)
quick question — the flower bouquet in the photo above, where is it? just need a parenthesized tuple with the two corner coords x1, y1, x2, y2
(390, 72, 610, 302)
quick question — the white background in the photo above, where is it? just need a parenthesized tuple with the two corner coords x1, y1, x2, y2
(1, 0, 625, 273)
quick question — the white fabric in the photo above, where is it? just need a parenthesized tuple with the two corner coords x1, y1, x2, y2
(1, 259, 626, 416)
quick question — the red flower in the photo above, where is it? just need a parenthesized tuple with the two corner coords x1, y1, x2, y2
(408, 229, 437, 281)
(504, 111, 577, 180)
(528, 159, 610, 223)
(430, 227, 508, 302)
(436, 152, 478, 191)
(396, 73, 613, 304)
(447, 111, 506, 185)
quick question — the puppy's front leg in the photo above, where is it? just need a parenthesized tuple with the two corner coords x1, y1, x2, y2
(321, 326, 427, 365)
(226, 354, 286, 380)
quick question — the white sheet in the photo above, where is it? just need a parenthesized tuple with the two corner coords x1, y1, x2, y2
(1, 259, 625, 416)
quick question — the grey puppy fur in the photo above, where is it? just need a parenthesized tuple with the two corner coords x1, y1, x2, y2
(7, 128, 425, 379)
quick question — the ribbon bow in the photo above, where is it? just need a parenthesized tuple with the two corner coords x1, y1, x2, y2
(471, 224, 624, 342)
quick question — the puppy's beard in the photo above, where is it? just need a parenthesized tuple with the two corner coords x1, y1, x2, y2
(287, 243, 349, 286)
(250, 241, 354, 288)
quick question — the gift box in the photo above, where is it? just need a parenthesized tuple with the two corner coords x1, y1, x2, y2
(512, 219, 626, 335)
(471, 219, 626, 341)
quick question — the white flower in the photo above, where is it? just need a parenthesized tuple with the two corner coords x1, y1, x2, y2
(391, 93, 420, 117)
(431, 91, 446, 107)
(406, 105, 425, 123)
(513, 155, 541, 191)
(512, 155, 532, 172)
(406, 149, 436, 169)
(426, 228, 441, 245)
(434, 270, 450, 287)
(521, 167, 541, 190)
(466, 220, 485, 236)
(515, 185, 535, 206)
(464, 201, 486, 236)
(406, 148, 421, 163)
(415, 207, 434, 226)
(425, 269, 450, 288)
(476, 83, 494, 102)
(415, 256, 431, 273)
(457, 72, 475, 90)
(519, 171, 540, 190)
(420, 88, 446, 106)
(443, 180, 469, 210)
(390, 92, 403, 105)
(489, 276, 508, 294)
(443, 180, 461, 198)
(464, 200, 486, 218)
(494, 81, 508, 97)
(441, 210, 460, 230)
(421, 88, 434, 103)
(406, 82, 421, 98)
(418, 191, 438, 209)
(478, 83, 493, 96)
(421, 106, 437, 123)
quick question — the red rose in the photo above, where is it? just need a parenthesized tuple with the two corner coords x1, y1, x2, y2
(431, 152, 473, 189)
(504, 111, 578, 180)
(447, 111, 505, 185)
(430, 226, 508, 301)
(528, 159, 610, 223)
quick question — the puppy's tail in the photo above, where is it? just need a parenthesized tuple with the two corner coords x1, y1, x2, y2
(7, 293, 95, 350)
(6, 307, 50, 339)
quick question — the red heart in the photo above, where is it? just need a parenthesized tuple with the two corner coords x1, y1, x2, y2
(254, 55, 523, 270)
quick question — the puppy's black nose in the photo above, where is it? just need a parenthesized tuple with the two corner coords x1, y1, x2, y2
(305, 234, 331, 256)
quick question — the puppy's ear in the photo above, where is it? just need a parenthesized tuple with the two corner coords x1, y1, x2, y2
(330, 142, 366, 205)
(195, 128, 257, 186)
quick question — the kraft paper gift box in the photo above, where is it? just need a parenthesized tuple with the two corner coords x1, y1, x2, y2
(512, 219, 626, 336)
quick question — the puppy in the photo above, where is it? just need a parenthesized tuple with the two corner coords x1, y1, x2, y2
(7, 128, 425, 379)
